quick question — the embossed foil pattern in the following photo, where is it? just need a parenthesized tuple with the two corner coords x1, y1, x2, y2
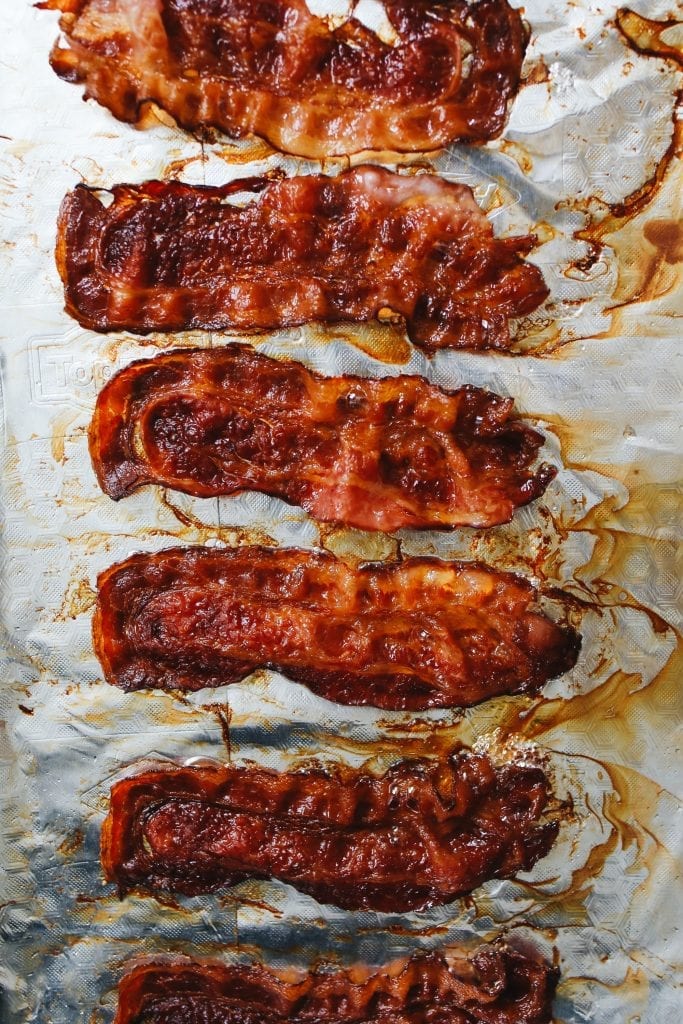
(0, 2, 681, 1023)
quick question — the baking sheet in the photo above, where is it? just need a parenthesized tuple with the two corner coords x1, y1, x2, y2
(0, 1, 681, 1020)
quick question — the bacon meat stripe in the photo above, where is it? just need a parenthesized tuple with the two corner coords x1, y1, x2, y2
(40, 0, 528, 159)
(90, 345, 557, 532)
(114, 948, 559, 1024)
(94, 546, 580, 709)
(102, 751, 559, 910)
(56, 167, 549, 352)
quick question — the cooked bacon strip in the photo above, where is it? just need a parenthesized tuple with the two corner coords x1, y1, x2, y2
(94, 546, 580, 709)
(40, 0, 528, 159)
(56, 168, 549, 352)
(114, 947, 559, 1024)
(90, 345, 556, 531)
(102, 751, 559, 910)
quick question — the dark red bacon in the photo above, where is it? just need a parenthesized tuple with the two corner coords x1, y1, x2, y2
(94, 546, 580, 709)
(40, 0, 528, 158)
(90, 345, 556, 532)
(56, 168, 549, 352)
(114, 947, 559, 1024)
(102, 751, 559, 910)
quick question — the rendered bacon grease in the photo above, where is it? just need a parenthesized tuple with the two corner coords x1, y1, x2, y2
(56, 168, 549, 352)
(94, 546, 580, 710)
(90, 345, 557, 532)
(114, 948, 559, 1024)
(40, 0, 528, 159)
(102, 751, 559, 910)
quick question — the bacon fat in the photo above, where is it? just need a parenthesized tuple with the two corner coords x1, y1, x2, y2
(56, 168, 549, 352)
(41, 0, 528, 158)
(94, 546, 580, 709)
(90, 345, 556, 532)
(102, 751, 559, 910)
(114, 948, 559, 1024)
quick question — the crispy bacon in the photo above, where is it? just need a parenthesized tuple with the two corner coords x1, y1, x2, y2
(90, 344, 556, 532)
(102, 751, 559, 910)
(94, 546, 580, 709)
(114, 948, 559, 1024)
(40, 0, 528, 159)
(56, 168, 549, 352)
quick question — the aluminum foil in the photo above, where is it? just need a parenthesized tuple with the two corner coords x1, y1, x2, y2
(0, 0, 681, 1020)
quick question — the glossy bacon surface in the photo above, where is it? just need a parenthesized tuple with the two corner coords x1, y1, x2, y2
(41, 0, 528, 159)
(94, 546, 580, 710)
(102, 751, 559, 910)
(90, 345, 556, 532)
(114, 948, 559, 1024)
(56, 168, 549, 352)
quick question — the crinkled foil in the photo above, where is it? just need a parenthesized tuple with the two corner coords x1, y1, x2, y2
(0, 1, 681, 1021)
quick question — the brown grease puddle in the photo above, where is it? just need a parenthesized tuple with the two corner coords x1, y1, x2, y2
(581, 9, 683, 326)
(56, 575, 97, 620)
(57, 828, 84, 858)
(298, 320, 413, 366)
(616, 9, 683, 70)
(522, 57, 551, 86)
(50, 411, 84, 464)
(320, 525, 398, 564)
(160, 491, 277, 547)
(569, 497, 679, 624)
(514, 8, 683, 356)
(578, 145, 682, 333)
